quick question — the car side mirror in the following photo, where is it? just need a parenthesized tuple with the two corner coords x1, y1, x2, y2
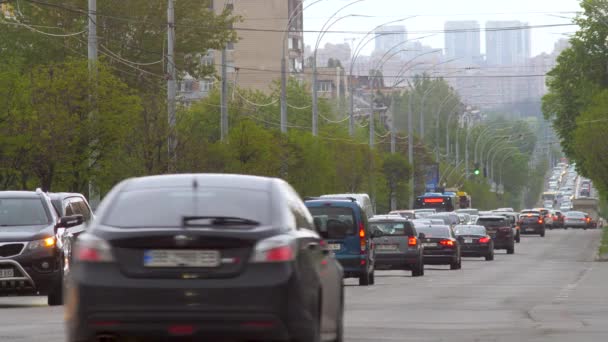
(56, 214, 84, 232)
(418, 232, 426, 239)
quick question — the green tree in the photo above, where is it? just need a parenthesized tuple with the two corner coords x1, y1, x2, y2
(382, 154, 411, 210)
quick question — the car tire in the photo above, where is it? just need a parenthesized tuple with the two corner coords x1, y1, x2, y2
(412, 260, 424, 277)
(507, 245, 515, 255)
(47, 285, 63, 306)
(540, 230, 546, 237)
(485, 251, 494, 261)
(369, 270, 375, 285)
(358, 272, 370, 286)
(450, 255, 461, 270)
(515, 233, 521, 243)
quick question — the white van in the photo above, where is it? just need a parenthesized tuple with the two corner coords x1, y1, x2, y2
(320, 193, 375, 218)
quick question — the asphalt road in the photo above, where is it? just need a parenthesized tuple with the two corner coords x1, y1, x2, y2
(1, 229, 607, 342)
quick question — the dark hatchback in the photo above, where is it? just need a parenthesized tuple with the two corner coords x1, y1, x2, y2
(454, 225, 494, 261)
(416, 225, 461, 270)
(476, 216, 515, 254)
(66, 174, 344, 342)
(305, 198, 377, 286)
(518, 212, 546, 237)
(0, 190, 83, 306)
(369, 216, 424, 277)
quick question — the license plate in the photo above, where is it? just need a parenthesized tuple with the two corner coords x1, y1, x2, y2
(0, 269, 14, 278)
(525, 228, 535, 232)
(465, 239, 473, 244)
(328, 243, 341, 251)
(143, 250, 220, 268)
(423, 243, 437, 247)
(377, 244, 397, 251)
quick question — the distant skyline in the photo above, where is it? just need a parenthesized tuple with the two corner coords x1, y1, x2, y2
(303, 0, 581, 57)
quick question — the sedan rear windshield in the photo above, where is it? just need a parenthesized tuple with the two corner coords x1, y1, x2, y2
(565, 212, 585, 218)
(103, 188, 271, 228)
(370, 221, 415, 236)
(416, 226, 451, 238)
(308, 206, 356, 239)
(0, 198, 50, 226)
(476, 218, 507, 227)
(454, 226, 486, 236)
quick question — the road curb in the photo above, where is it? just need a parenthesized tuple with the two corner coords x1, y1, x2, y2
(597, 253, 608, 262)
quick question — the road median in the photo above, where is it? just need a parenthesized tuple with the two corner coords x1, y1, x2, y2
(598, 225, 608, 261)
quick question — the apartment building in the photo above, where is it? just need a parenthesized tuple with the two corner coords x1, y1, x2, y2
(212, 0, 304, 92)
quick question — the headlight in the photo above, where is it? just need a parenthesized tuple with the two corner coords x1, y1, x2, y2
(28, 237, 56, 250)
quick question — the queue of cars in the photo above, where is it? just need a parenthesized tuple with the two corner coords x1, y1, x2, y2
(0, 170, 601, 341)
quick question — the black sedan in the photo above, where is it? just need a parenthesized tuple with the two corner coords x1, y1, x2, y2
(416, 225, 462, 270)
(65, 174, 344, 342)
(454, 225, 494, 261)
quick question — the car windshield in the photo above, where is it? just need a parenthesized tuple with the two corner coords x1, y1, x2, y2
(0, 198, 50, 226)
(103, 188, 270, 228)
(416, 226, 451, 238)
(565, 212, 585, 218)
(454, 226, 486, 236)
(308, 206, 356, 239)
(370, 221, 414, 236)
(476, 218, 507, 227)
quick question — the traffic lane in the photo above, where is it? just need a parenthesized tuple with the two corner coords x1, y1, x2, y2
(344, 229, 603, 341)
(0, 296, 64, 341)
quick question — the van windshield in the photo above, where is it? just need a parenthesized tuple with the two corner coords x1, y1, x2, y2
(308, 206, 356, 239)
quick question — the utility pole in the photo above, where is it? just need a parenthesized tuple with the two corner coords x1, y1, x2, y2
(220, 49, 228, 140)
(408, 89, 414, 208)
(312, 57, 318, 136)
(369, 75, 375, 147)
(280, 48, 288, 134)
(167, 0, 177, 172)
(87, 0, 99, 208)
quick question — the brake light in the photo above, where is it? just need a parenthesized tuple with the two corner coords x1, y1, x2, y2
(359, 223, 366, 252)
(538, 219, 543, 224)
(408, 236, 417, 246)
(251, 235, 296, 263)
(586, 217, 591, 222)
(74, 235, 114, 262)
(478, 237, 490, 244)
(439, 239, 454, 247)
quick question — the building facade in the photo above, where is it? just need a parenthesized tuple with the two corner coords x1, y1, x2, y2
(374, 26, 407, 54)
(211, 0, 304, 91)
(444, 21, 481, 65)
(485, 21, 531, 65)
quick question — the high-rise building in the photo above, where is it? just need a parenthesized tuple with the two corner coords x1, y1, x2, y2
(374, 26, 407, 54)
(209, 0, 304, 92)
(485, 21, 531, 65)
(444, 21, 481, 64)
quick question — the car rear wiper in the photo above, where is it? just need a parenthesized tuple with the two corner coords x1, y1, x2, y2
(182, 216, 260, 228)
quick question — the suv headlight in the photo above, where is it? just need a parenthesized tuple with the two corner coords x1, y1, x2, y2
(28, 237, 56, 250)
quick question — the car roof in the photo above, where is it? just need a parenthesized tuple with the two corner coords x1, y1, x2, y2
(477, 215, 507, 219)
(48, 192, 87, 200)
(370, 215, 408, 222)
(0, 190, 43, 199)
(121, 173, 276, 192)
(305, 198, 359, 207)
(455, 224, 485, 229)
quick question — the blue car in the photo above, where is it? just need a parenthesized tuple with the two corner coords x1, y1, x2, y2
(305, 197, 378, 286)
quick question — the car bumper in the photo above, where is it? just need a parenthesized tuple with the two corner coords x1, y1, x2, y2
(66, 263, 317, 341)
(422, 250, 457, 265)
(461, 245, 491, 257)
(0, 248, 61, 296)
(335, 254, 368, 278)
(375, 251, 420, 270)
(520, 225, 544, 235)
(564, 221, 588, 228)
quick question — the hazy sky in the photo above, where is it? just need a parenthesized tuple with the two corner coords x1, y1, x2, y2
(303, 0, 582, 56)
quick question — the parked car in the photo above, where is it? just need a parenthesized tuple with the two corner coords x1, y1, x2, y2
(369, 215, 424, 277)
(454, 225, 494, 261)
(49, 192, 94, 292)
(0, 189, 83, 306)
(518, 211, 546, 237)
(475, 216, 515, 254)
(416, 225, 462, 270)
(306, 197, 378, 286)
(67, 174, 345, 342)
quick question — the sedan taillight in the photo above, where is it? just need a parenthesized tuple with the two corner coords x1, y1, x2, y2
(478, 237, 490, 244)
(439, 239, 455, 247)
(408, 236, 417, 247)
(74, 235, 114, 263)
(250, 235, 296, 263)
